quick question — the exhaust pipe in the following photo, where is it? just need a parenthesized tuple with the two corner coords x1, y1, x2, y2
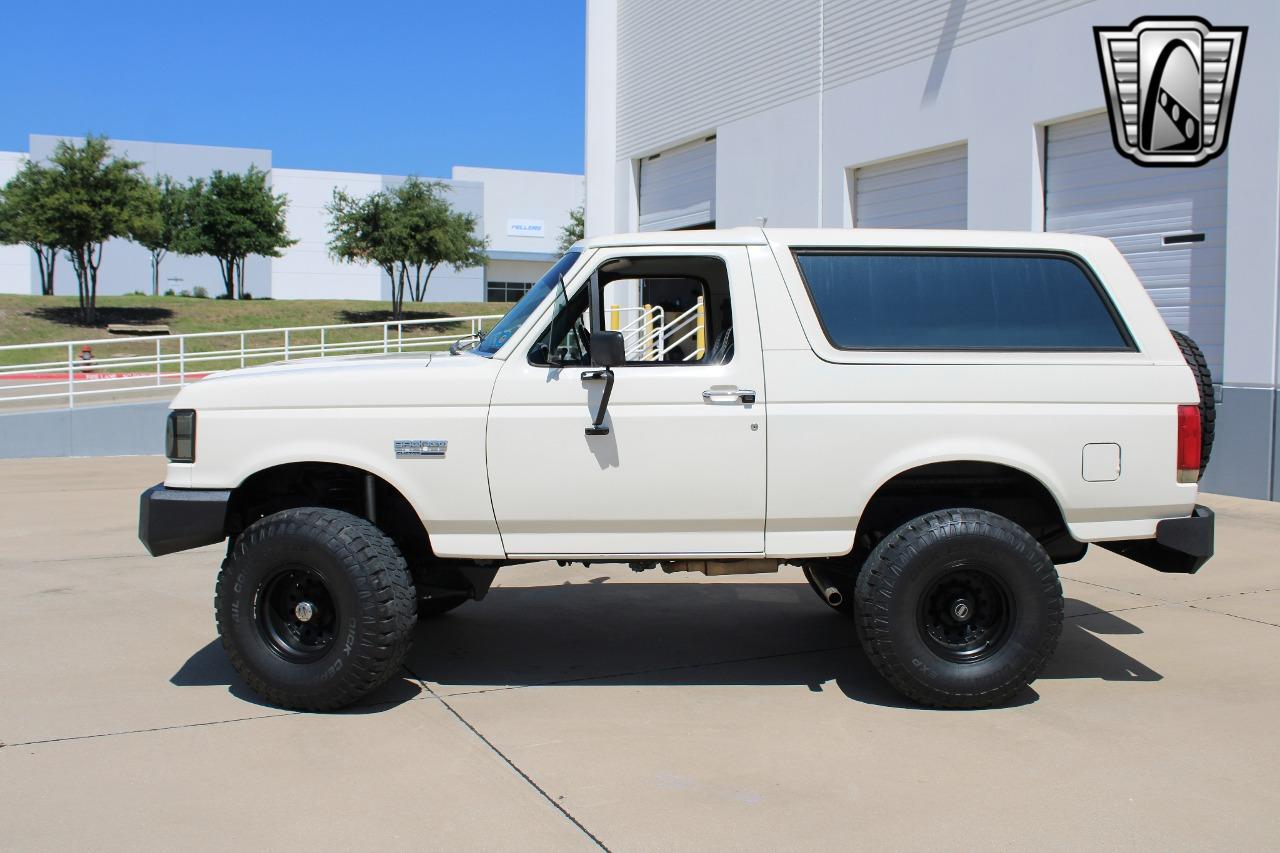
(807, 566, 843, 607)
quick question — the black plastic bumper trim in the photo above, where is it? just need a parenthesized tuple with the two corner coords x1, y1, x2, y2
(1099, 505, 1215, 574)
(138, 483, 231, 557)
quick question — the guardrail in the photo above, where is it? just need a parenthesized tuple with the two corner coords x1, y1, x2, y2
(0, 314, 503, 409)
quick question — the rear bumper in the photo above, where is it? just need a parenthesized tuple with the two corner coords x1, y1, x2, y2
(138, 483, 230, 557)
(1099, 505, 1215, 574)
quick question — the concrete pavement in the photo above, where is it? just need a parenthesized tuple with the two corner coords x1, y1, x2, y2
(1, 456, 1277, 851)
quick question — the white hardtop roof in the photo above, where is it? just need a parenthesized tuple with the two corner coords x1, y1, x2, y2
(581, 227, 1109, 253)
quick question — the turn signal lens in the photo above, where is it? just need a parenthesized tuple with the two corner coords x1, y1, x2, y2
(1177, 404, 1201, 483)
(166, 409, 196, 463)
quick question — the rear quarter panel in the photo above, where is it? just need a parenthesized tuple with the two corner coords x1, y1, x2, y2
(751, 233, 1200, 557)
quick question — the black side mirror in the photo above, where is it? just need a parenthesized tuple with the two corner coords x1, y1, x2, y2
(590, 330, 625, 368)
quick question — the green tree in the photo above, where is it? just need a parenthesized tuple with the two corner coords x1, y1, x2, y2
(0, 159, 64, 295)
(129, 176, 195, 296)
(327, 188, 402, 313)
(186, 166, 294, 299)
(41, 136, 152, 324)
(392, 178, 488, 303)
(557, 205, 584, 252)
(326, 177, 488, 320)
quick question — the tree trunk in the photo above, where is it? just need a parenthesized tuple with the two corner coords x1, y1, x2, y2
(70, 248, 89, 323)
(33, 247, 47, 295)
(409, 263, 424, 302)
(420, 264, 438, 303)
(151, 250, 162, 297)
(85, 243, 103, 326)
(392, 265, 407, 321)
(235, 257, 246, 299)
(218, 258, 234, 299)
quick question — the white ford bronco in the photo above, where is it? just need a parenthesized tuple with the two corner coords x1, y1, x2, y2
(139, 228, 1216, 710)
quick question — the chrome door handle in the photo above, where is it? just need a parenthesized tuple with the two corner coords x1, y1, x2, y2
(702, 388, 756, 404)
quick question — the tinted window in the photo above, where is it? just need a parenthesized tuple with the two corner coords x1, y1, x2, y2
(794, 252, 1130, 350)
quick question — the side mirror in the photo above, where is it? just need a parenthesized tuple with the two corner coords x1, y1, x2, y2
(590, 330, 625, 368)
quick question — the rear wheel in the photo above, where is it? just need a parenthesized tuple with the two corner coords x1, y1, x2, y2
(215, 507, 417, 711)
(853, 508, 1063, 709)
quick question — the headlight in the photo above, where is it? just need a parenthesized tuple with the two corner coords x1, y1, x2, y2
(166, 409, 196, 462)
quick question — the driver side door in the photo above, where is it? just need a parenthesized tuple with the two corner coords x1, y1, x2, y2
(485, 245, 767, 558)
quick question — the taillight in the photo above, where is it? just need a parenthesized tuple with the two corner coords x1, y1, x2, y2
(1177, 404, 1201, 483)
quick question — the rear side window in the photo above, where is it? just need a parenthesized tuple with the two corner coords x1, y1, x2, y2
(792, 251, 1132, 351)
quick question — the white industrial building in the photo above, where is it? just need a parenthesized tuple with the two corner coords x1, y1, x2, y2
(583, 0, 1280, 501)
(0, 135, 583, 302)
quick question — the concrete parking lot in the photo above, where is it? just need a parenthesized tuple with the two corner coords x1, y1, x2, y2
(1, 456, 1277, 851)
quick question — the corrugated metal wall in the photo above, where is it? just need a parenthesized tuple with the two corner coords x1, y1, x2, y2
(617, 0, 817, 158)
(822, 0, 1096, 91)
(853, 145, 969, 228)
(617, 0, 1098, 158)
(1045, 113, 1228, 381)
(638, 138, 717, 230)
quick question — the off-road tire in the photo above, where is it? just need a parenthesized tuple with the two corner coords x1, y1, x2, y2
(215, 507, 417, 711)
(853, 509, 1063, 709)
(1170, 329, 1216, 476)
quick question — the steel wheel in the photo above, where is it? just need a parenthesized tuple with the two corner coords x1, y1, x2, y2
(918, 564, 1013, 664)
(256, 566, 339, 663)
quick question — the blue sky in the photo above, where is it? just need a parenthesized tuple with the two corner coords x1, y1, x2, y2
(0, 0, 585, 177)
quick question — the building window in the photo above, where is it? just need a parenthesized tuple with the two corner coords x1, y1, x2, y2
(486, 281, 534, 302)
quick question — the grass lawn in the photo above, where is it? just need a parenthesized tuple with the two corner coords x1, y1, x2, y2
(0, 294, 513, 369)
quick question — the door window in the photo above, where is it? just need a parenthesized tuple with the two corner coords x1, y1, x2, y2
(529, 255, 735, 367)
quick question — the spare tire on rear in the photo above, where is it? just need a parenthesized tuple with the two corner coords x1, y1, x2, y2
(1170, 330, 1215, 477)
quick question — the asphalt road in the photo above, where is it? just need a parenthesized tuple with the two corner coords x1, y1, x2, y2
(1, 456, 1277, 851)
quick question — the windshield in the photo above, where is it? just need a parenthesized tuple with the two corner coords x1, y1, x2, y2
(474, 250, 583, 357)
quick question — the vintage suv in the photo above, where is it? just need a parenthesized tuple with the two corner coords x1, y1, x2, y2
(139, 228, 1216, 711)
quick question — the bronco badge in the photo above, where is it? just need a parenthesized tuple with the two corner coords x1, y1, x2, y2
(394, 439, 447, 459)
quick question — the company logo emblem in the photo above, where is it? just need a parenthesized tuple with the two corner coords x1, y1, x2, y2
(1094, 17, 1247, 167)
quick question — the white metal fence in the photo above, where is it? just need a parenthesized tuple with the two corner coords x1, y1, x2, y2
(0, 314, 502, 409)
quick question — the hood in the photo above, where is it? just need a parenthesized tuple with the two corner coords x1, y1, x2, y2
(173, 351, 503, 410)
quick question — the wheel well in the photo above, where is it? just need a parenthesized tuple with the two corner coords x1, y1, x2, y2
(853, 462, 1083, 564)
(227, 462, 434, 571)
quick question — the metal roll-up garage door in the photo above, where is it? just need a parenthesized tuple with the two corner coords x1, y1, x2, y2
(638, 137, 716, 231)
(1045, 113, 1227, 381)
(853, 145, 968, 229)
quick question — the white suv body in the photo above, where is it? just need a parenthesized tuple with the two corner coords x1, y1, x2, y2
(140, 228, 1215, 710)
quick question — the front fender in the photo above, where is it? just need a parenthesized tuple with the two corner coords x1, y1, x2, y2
(170, 406, 504, 559)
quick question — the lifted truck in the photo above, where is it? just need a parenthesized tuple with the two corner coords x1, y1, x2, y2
(140, 228, 1215, 710)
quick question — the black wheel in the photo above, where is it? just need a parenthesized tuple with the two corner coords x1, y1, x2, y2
(215, 507, 417, 711)
(853, 509, 1063, 709)
(1170, 329, 1215, 476)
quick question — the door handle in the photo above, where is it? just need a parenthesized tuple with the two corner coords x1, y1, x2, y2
(702, 387, 756, 404)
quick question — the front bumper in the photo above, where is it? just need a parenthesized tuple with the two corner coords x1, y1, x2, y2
(1099, 505, 1215, 574)
(138, 483, 231, 557)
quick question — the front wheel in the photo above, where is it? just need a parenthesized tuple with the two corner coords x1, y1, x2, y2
(215, 507, 418, 711)
(853, 509, 1063, 709)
